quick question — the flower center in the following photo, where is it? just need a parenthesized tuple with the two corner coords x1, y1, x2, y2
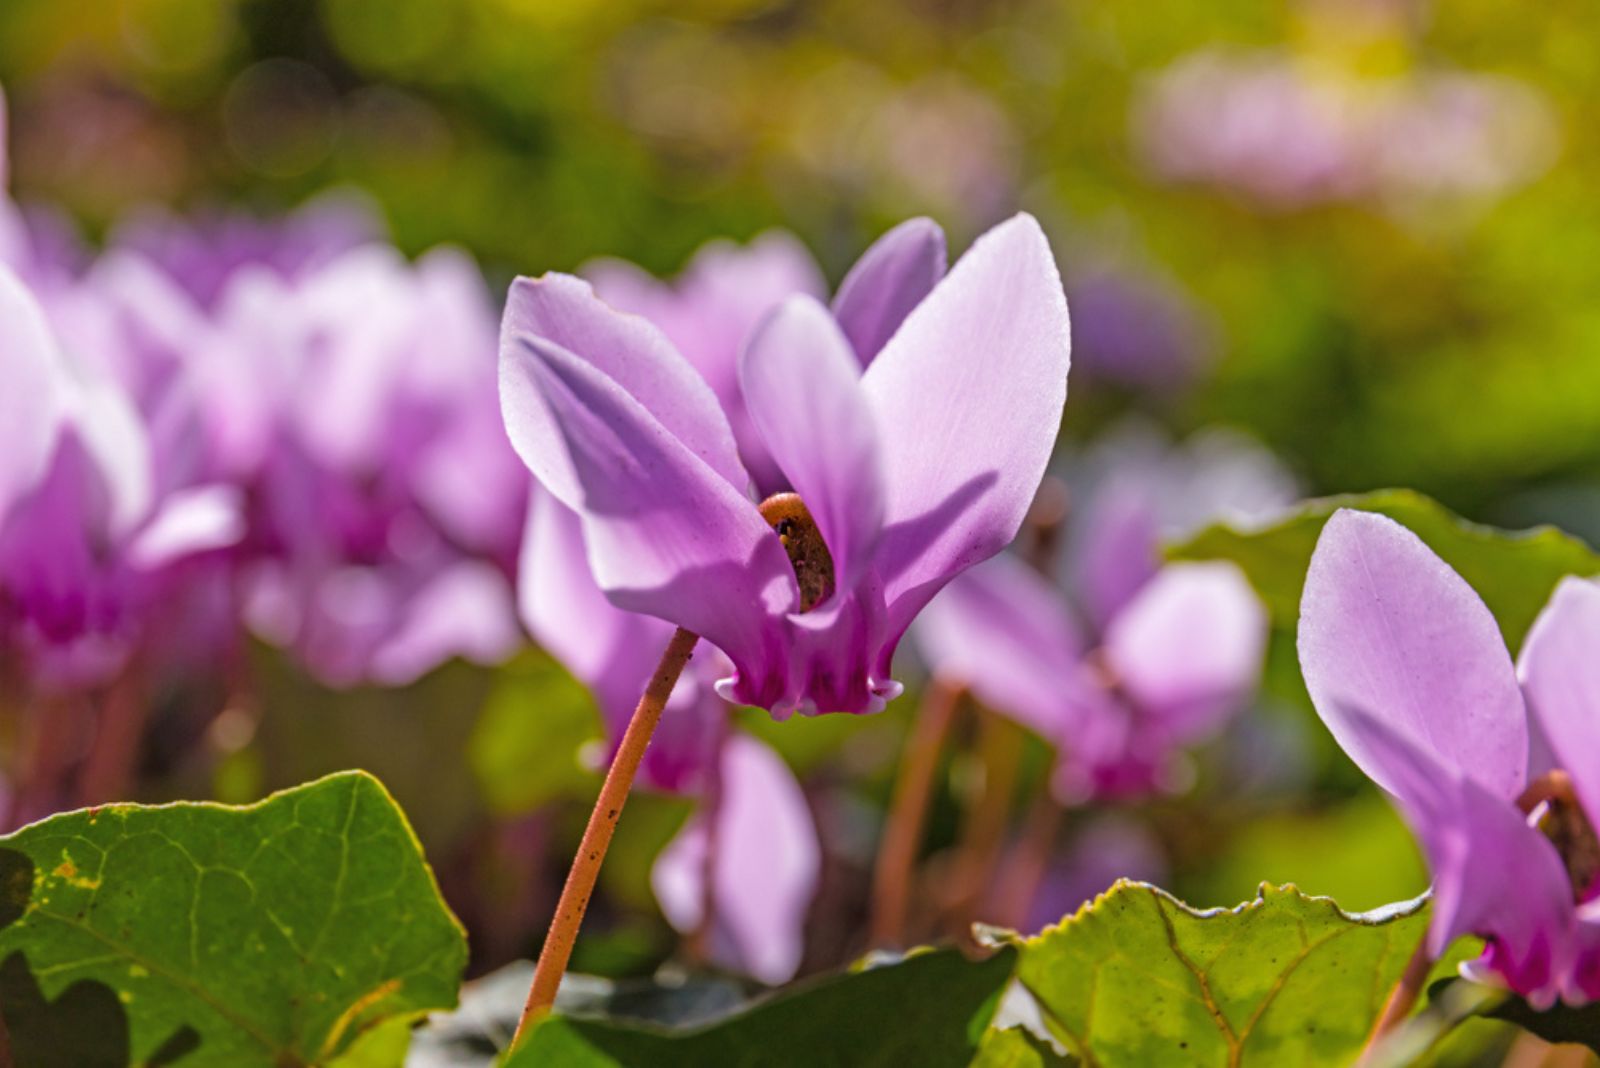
(759, 493, 836, 612)
(1518, 770, 1600, 902)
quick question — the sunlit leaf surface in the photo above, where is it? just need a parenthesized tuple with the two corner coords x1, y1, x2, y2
(0, 771, 466, 1067)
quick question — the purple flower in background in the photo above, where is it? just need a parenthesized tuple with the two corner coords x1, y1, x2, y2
(501, 213, 1071, 717)
(919, 552, 1266, 801)
(1065, 267, 1214, 392)
(221, 245, 525, 686)
(1134, 48, 1556, 212)
(0, 266, 243, 691)
(109, 191, 382, 310)
(651, 734, 821, 984)
(916, 426, 1283, 800)
(1299, 509, 1600, 1005)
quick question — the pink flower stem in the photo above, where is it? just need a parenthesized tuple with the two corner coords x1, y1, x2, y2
(944, 710, 1024, 939)
(511, 626, 700, 1047)
(871, 677, 966, 948)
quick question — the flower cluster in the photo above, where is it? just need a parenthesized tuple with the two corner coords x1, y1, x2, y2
(0, 93, 524, 698)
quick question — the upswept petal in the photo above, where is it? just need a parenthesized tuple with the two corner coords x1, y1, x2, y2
(913, 552, 1084, 739)
(1333, 699, 1572, 1004)
(862, 213, 1071, 638)
(1519, 576, 1600, 823)
(513, 335, 796, 686)
(831, 217, 947, 365)
(651, 735, 821, 985)
(0, 266, 66, 525)
(740, 296, 885, 595)
(586, 234, 823, 496)
(1103, 561, 1266, 743)
(499, 273, 749, 508)
(1298, 509, 1527, 802)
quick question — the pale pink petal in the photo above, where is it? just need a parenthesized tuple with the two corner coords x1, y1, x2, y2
(1298, 509, 1527, 802)
(740, 296, 884, 594)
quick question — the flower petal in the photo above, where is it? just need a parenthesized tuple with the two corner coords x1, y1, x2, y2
(862, 213, 1071, 640)
(831, 217, 947, 365)
(740, 295, 884, 595)
(0, 266, 65, 525)
(368, 561, 520, 685)
(1069, 480, 1161, 632)
(1103, 561, 1266, 744)
(500, 272, 750, 508)
(1519, 576, 1600, 823)
(913, 553, 1084, 739)
(513, 335, 796, 683)
(125, 485, 245, 570)
(1298, 509, 1527, 802)
(651, 735, 821, 984)
(584, 234, 825, 496)
(1332, 698, 1572, 1003)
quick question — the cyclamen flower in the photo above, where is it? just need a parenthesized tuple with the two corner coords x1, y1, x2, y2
(915, 427, 1281, 799)
(1299, 509, 1600, 1006)
(501, 213, 1071, 717)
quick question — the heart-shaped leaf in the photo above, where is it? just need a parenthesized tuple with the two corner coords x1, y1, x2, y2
(1005, 881, 1429, 1067)
(0, 770, 466, 1067)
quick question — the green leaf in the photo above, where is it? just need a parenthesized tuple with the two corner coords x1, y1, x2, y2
(469, 652, 603, 815)
(504, 946, 1018, 1067)
(1170, 488, 1600, 650)
(971, 1026, 1076, 1067)
(1009, 881, 1429, 1067)
(0, 770, 466, 1067)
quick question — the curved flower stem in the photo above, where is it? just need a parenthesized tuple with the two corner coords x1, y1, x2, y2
(511, 626, 700, 1047)
(871, 677, 965, 948)
(944, 710, 1024, 939)
(1361, 932, 1434, 1063)
(995, 776, 1066, 929)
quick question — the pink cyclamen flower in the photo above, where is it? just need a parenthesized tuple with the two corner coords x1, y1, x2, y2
(917, 552, 1266, 801)
(1299, 508, 1600, 1006)
(915, 427, 1281, 799)
(501, 213, 1071, 717)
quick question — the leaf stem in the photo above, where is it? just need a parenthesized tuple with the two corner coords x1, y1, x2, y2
(870, 677, 964, 948)
(1361, 932, 1434, 1062)
(510, 626, 700, 1047)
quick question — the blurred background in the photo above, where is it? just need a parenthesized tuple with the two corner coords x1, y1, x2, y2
(0, 0, 1590, 1057)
